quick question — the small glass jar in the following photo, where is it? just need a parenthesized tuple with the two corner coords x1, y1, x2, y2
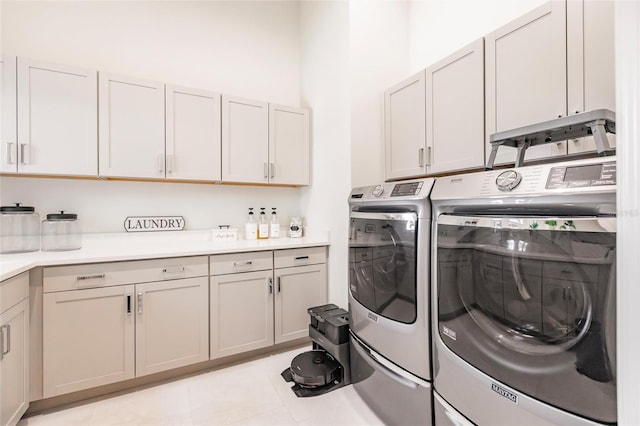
(41, 211, 82, 251)
(0, 203, 40, 253)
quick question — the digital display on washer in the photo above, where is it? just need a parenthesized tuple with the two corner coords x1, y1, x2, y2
(564, 164, 603, 182)
(546, 161, 616, 189)
(391, 182, 423, 197)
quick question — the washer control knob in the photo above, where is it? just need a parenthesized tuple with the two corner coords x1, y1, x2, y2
(372, 185, 384, 197)
(496, 170, 522, 192)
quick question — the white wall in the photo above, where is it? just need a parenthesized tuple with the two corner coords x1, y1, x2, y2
(349, 1, 410, 187)
(615, 1, 640, 423)
(1, 1, 301, 104)
(409, 0, 548, 71)
(0, 1, 304, 233)
(299, 1, 351, 306)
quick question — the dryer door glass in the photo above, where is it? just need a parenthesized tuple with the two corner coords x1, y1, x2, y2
(436, 215, 616, 424)
(349, 212, 417, 323)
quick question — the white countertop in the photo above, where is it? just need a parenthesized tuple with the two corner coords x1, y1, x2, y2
(0, 230, 330, 281)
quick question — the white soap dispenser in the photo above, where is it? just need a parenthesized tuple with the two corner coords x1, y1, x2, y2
(258, 208, 269, 240)
(269, 208, 280, 239)
(245, 208, 257, 240)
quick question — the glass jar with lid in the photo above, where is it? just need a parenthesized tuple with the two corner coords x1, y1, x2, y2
(41, 211, 81, 251)
(0, 203, 40, 253)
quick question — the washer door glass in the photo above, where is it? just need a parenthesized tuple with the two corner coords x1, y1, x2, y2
(436, 215, 616, 424)
(349, 212, 417, 324)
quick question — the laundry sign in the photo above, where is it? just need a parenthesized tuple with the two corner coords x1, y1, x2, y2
(124, 216, 185, 232)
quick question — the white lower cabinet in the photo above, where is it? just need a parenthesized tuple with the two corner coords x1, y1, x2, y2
(210, 270, 274, 359)
(210, 247, 327, 359)
(274, 262, 327, 344)
(42, 257, 208, 398)
(0, 272, 29, 426)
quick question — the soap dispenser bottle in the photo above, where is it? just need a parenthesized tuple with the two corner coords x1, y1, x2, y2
(258, 208, 269, 240)
(269, 208, 280, 239)
(245, 208, 257, 240)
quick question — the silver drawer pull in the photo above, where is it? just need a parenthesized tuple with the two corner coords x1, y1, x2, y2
(294, 256, 309, 261)
(137, 293, 143, 314)
(234, 261, 253, 266)
(77, 274, 105, 281)
(162, 266, 185, 274)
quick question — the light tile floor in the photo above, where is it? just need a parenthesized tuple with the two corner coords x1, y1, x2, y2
(19, 346, 384, 426)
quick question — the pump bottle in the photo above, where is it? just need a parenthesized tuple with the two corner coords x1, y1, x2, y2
(258, 208, 269, 240)
(245, 208, 257, 240)
(269, 208, 280, 238)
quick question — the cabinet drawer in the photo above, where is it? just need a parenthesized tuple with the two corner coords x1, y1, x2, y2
(210, 251, 273, 275)
(274, 246, 326, 269)
(543, 260, 598, 283)
(1, 271, 29, 313)
(44, 256, 208, 293)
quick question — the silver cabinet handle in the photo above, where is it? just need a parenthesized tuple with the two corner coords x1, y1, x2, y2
(426, 146, 432, 166)
(277, 276, 281, 293)
(77, 273, 105, 281)
(167, 154, 173, 174)
(270, 163, 274, 179)
(158, 154, 164, 174)
(0, 325, 8, 359)
(162, 266, 185, 277)
(0, 325, 10, 359)
(263, 163, 268, 179)
(137, 292, 143, 314)
(233, 261, 253, 267)
(6, 142, 15, 164)
(126, 294, 132, 315)
(19, 143, 29, 165)
(268, 277, 273, 294)
(418, 148, 424, 167)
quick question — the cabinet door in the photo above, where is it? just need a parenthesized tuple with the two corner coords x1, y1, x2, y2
(43, 285, 135, 397)
(268, 104, 310, 185)
(0, 299, 29, 426)
(0, 56, 17, 174)
(485, 1, 567, 165)
(567, 0, 616, 154)
(17, 59, 97, 176)
(135, 277, 209, 377)
(384, 70, 427, 181)
(166, 86, 221, 181)
(99, 73, 165, 179)
(221, 95, 269, 183)
(210, 270, 274, 359)
(427, 38, 485, 174)
(274, 264, 327, 344)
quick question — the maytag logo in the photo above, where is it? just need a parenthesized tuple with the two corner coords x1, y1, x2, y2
(491, 383, 518, 404)
(368, 312, 379, 323)
(442, 325, 457, 341)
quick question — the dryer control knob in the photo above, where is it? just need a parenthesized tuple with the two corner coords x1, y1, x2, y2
(496, 170, 522, 192)
(372, 185, 384, 197)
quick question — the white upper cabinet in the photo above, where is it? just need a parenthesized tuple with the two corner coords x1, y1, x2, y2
(269, 104, 310, 185)
(166, 85, 221, 182)
(485, 1, 568, 165)
(0, 56, 17, 174)
(11, 59, 97, 176)
(384, 70, 427, 181)
(426, 38, 485, 175)
(567, 0, 616, 154)
(99, 73, 165, 179)
(221, 95, 269, 183)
